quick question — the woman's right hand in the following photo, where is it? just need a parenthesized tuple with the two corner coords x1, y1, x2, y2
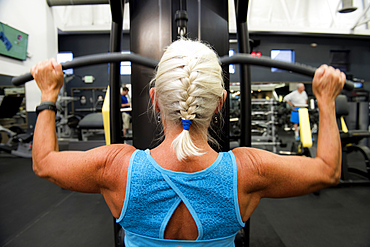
(31, 58, 64, 103)
(312, 65, 346, 106)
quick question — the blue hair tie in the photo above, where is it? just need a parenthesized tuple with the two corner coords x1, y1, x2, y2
(182, 119, 192, 131)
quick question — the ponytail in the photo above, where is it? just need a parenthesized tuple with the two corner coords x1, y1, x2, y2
(172, 119, 204, 161)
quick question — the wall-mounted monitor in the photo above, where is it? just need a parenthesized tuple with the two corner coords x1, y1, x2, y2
(271, 49, 295, 72)
(353, 82, 363, 88)
(0, 22, 28, 61)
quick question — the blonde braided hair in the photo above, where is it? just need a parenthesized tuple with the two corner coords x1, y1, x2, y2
(151, 39, 224, 161)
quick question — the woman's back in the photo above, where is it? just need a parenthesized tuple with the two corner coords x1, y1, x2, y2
(116, 148, 245, 245)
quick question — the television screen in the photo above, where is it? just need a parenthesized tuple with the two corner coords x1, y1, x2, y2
(271, 50, 295, 72)
(353, 82, 363, 88)
(0, 22, 28, 61)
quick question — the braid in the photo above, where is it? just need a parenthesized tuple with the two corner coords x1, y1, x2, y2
(179, 60, 198, 121)
(151, 39, 224, 161)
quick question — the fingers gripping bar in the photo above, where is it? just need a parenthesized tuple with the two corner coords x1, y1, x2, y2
(12, 52, 354, 91)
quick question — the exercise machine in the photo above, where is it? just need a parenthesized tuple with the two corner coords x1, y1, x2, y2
(0, 124, 32, 158)
(10, 44, 354, 247)
(11, 1, 354, 246)
(335, 94, 370, 184)
(56, 95, 80, 139)
(0, 95, 32, 158)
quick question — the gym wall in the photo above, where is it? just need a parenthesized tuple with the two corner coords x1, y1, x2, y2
(60, 32, 370, 89)
(0, 0, 58, 131)
(58, 33, 131, 91)
(57, 33, 130, 118)
(58, 31, 370, 100)
(230, 33, 370, 91)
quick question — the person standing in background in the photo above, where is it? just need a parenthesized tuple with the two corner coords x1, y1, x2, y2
(121, 87, 130, 137)
(284, 83, 308, 140)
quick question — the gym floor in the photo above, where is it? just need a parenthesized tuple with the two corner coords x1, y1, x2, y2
(1, 131, 370, 247)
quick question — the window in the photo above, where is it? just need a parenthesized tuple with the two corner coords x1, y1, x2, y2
(270, 50, 295, 72)
(229, 49, 235, 74)
(120, 51, 131, 75)
(330, 50, 349, 73)
(57, 52, 73, 75)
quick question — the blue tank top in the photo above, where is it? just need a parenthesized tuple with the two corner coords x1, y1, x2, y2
(116, 149, 245, 247)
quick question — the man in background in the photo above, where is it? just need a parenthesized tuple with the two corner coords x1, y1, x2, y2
(121, 87, 130, 137)
(284, 83, 308, 140)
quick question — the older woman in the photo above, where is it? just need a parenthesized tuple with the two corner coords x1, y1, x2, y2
(30, 39, 345, 247)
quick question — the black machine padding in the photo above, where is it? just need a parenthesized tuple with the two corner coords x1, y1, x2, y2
(335, 95, 349, 117)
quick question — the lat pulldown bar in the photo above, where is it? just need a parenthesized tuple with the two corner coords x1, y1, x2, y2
(220, 54, 354, 91)
(12, 52, 354, 91)
(11, 53, 158, 86)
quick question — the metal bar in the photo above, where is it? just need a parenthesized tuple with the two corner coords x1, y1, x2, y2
(252, 142, 282, 146)
(363, 0, 369, 29)
(109, 23, 123, 145)
(109, 0, 124, 146)
(235, 0, 251, 149)
(46, 0, 109, 6)
(198, 0, 201, 39)
(354, 17, 370, 27)
(351, 3, 370, 30)
(235, 1, 251, 245)
(109, 1, 124, 244)
(11, 53, 158, 86)
(220, 54, 354, 91)
(12, 53, 354, 91)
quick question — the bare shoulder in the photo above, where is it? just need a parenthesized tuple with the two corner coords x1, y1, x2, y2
(231, 147, 267, 193)
(231, 147, 263, 173)
(101, 144, 136, 168)
(93, 144, 136, 218)
(94, 144, 136, 184)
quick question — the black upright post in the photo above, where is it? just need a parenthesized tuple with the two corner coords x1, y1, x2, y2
(130, 0, 172, 149)
(109, 1, 124, 246)
(235, 0, 251, 246)
(109, 0, 124, 145)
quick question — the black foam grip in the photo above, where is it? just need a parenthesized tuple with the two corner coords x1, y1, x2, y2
(220, 54, 354, 91)
(11, 53, 159, 86)
(12, 73, 34, 86)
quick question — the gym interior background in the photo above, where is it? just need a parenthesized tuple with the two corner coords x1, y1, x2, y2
(1, 0, 370, 246)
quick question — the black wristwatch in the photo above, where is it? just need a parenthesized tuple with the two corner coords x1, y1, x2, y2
(36, 101, 57, 115)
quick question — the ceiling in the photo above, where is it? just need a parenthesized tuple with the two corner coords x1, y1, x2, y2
(51, 0, 370, 36)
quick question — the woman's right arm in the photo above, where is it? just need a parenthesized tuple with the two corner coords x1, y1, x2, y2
(235, 65, 346, 199)
(31, 59, 136, 218)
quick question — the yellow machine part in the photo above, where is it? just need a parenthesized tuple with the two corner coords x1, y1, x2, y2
(102, 86, 110, 145)
(298, 108, 312, 148)
(340, 116, 349, 133)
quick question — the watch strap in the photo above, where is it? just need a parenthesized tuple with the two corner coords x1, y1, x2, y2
(36, 102, 57, 115)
